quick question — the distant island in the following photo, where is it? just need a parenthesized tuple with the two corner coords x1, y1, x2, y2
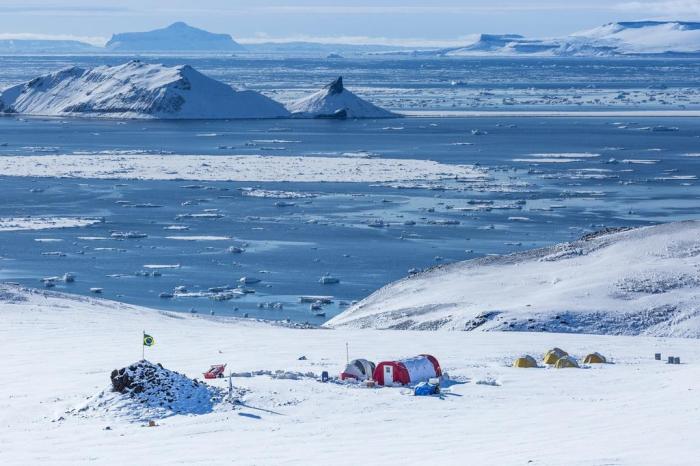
(106, 22, 244, 52)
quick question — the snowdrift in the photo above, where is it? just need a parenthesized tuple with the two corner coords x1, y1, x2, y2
(106, 22, 243, 52)
(0, 60, 290, 119)
(73, 360, 223, 421)
(327, 221, 700, 337)
(287, 77, 396, 119)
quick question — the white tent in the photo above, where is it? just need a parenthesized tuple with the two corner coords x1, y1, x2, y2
(340, 359, 376, 381)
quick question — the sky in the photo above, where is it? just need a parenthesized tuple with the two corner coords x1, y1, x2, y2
(0, 0, 698, 46)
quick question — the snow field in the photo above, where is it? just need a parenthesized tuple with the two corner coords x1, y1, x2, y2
(1, 285, 700, 465)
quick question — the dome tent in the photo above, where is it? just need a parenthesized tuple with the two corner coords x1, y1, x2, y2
(583, 352, 607, 364)
(513, 355, 538, 368)
(340, 359, 376, 381)
(554, 355, 580, 368)
(374, 355, 442, 386)
(543, 347, 568, 365)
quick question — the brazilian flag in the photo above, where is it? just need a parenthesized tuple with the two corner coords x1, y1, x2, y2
(143, 333, 155, 347)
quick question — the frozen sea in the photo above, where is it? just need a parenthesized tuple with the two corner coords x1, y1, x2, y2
(1, 56, 699, 323)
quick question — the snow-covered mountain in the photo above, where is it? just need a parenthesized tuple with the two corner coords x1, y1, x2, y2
(573, 21, 700, 54)
(106, 22, 243, 52)
(416, 21, 700, 57)
(0, 60, 289, 119)
(327, 221, 700, 337)
(287, 77, 396, 119)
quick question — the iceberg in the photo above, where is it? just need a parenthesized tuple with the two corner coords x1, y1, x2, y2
(0, 61, 290, 119)
(287, 77, 396, 119)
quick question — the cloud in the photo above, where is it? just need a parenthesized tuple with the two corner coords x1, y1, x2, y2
(0, 33, 107, 46)
(148, 2, 617, 16)
(0, 2, 129, 16)
(614, 0, 700, 16)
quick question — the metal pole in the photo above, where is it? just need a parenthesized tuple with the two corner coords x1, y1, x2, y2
(346, 342, 349, 364)
(228, 372, 233, 404)
(142, 330, 145, 361)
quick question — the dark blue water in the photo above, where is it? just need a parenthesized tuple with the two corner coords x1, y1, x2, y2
(1, 115, 699, 322)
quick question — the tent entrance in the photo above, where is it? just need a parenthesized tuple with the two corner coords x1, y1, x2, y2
(384, 365, 394, 385)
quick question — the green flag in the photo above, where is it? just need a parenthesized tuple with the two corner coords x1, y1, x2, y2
(143, 333, 155, 347)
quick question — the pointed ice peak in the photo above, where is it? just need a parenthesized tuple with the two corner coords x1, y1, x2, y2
(325, 77, 344, 95)
(287, 76, 396, 119)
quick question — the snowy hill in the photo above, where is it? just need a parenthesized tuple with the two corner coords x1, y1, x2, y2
(73, 360, 223, 422)
(106, 22, 243, 52)
(421, 21, 700, 57)
(2, 284, 700, 464)
(573, 21, 700, 54)
(328, 221, 700, 337)
(0, 61, 289, 119)
(287, 77, 397, 119)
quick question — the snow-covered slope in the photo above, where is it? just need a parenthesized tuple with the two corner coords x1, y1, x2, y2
(328, 221, 700, 337)
(2, 284, 700, 465)
(106, 22, 243, 52)
(0, 61, 289, 119)
(573, 21, 700, 54)
(423, 21, 700, 57)
(287, 77, 397, 119)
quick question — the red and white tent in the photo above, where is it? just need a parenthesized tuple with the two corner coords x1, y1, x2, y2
(373, 354, 442, 386)
(340, 359, 376, 381)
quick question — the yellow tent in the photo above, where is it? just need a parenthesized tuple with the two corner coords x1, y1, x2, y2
(554, 356, 579, 368)
(513, 355, 538, 368)
(543, 347, 568, 365)
(583, 352, 606, 364)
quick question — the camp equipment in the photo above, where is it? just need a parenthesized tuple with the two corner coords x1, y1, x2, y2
(414, 380, 440, 396)
(340, 359, 376, 381)
(543, 347, 568, 365)
(554, 355, 579, 368)
(374, 355, 442, 386)
(513, 355, 538, 368)
(583, 352, 606, 364)
(203, 364, 227, 379)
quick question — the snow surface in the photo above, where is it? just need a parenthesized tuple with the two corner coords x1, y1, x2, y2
(0, 61, 289, 119)
(106, 22, 243, 52)
(2, 284, 700, 465)
(0, 153, 483, 182)
(287, 77, 396, 119)
(328, 221, 700, 336)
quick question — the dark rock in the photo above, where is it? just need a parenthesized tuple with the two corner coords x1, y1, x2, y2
(325, 76, 344, 95)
